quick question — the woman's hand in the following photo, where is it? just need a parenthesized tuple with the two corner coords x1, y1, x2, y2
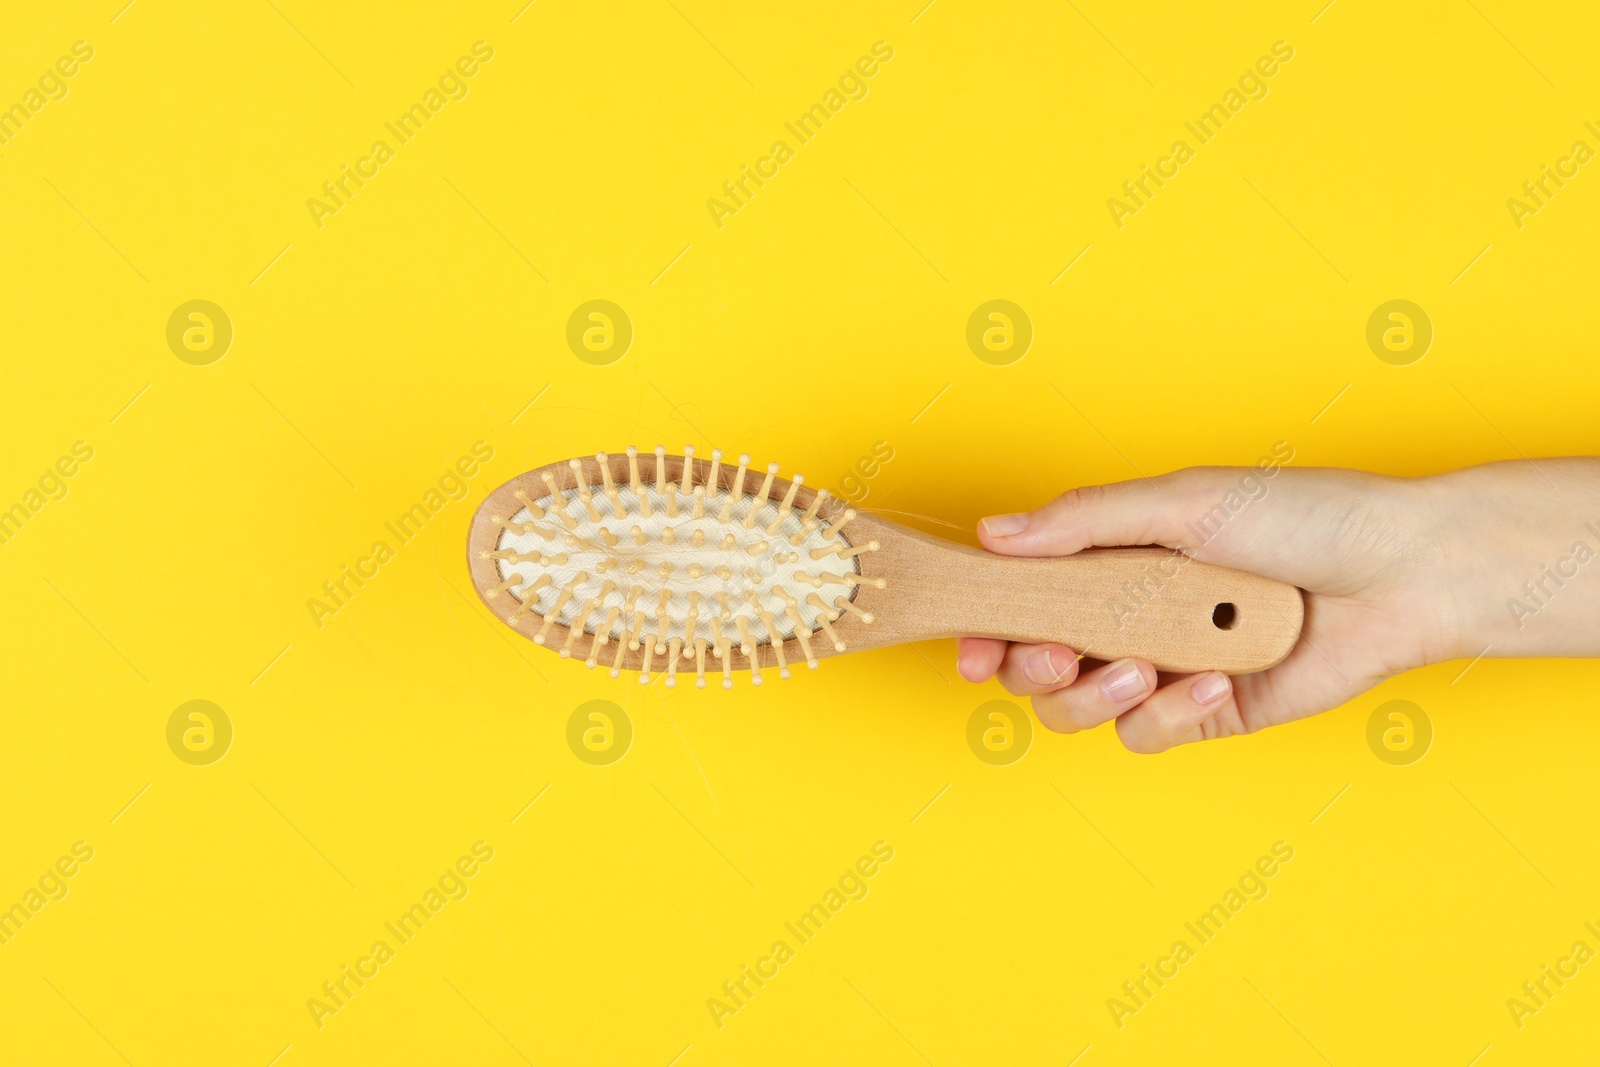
(957, 458, 1600, 753)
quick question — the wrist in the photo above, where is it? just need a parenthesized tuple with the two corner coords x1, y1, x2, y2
(1419, 460, 1600, 662)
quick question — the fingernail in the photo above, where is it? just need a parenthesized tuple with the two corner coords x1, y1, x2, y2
(957, 650, 987, 683)
(980, 512, 1029, 537)
(1101, 660, 1149, 702)
(1023, 647, 1069, 686)
(1191, 672, 1231, 705)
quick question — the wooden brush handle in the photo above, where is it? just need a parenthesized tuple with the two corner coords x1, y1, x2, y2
(847, 515, 1304, 675)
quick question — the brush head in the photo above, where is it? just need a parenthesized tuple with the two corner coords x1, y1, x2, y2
(468, 448, 882, 688)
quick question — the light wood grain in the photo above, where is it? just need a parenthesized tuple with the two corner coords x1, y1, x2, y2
(467, 454, 1304, 677)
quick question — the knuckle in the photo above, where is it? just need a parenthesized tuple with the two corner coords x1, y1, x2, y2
(1051, 484, 1107, 515)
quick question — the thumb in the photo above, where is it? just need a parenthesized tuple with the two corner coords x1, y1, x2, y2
(977, 473, 1215, 557)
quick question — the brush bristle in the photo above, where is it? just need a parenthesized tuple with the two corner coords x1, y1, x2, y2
(488, 447, 880, 688)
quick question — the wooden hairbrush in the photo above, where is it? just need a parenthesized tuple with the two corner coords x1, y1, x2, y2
(466, 447, 1304, 688)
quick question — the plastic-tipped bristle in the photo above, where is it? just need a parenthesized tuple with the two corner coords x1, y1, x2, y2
(719, 456, 749, 523)
(707, 450, 723, 497)
(766, 475, 803, 535)
(743, 463, 779, 529)
(486, 573, 523, 599)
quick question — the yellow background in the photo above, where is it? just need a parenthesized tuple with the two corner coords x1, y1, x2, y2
(3, 0, 1598, 1063)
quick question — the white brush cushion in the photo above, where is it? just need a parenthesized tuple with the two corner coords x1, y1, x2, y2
(495, 486, 856, 644)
